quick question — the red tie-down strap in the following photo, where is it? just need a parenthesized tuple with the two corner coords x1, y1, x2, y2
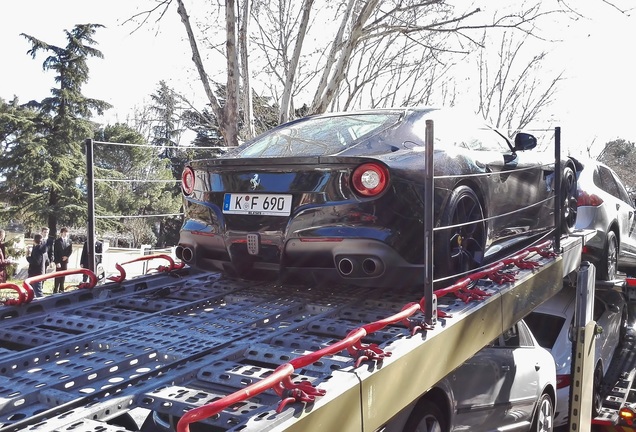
(108, 254, 184, 283)
(176, 240, 555, 432)
(402, 240, 554, 334)
(0, 283, 30, 306)
(433, 239, 554, 303)
(176, 303, 423, 432)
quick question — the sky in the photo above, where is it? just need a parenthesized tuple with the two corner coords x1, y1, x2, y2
(547, 2, 636, 157)
(0, 1, 197, 123)
(1, 1, 635, 158)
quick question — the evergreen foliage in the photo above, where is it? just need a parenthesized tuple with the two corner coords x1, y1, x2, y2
(0, 24, 111, 235)
(93, 123, 181, 247)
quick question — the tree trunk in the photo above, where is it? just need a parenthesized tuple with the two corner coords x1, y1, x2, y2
(311, 0, 356, 114)
(48, 190, 58, 237)
(279, 0, 314, 123)
(225, 0, 241, 147)
(239, 0, 255, 139)
(176, 0, 241, 147)
(312, 0, 380, 114)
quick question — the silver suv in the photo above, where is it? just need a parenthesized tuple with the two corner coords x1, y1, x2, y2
(576, 159, 636, 280)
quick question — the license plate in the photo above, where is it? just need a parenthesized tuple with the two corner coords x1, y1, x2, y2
(222, 193, 293, 216)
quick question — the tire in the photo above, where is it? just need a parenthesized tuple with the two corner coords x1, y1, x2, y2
(560, 165, 578, 234)
(598, 231, 618, 281)
(592, 366, 604, 418)
(403, 398, 448, 432)
(435, 186, 486, 283)
(531, 393, 554, 432)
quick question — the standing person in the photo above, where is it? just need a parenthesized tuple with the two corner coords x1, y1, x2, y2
(0, 229, 9, 283)
(41, 227, 54, 269)
(26, 234, 48, 298)
(53, 227, 72, 293)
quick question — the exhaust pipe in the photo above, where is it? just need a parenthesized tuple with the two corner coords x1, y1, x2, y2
(182, 247, 194, 263)
(175, 245, 184, 260)
(337, 258, 354, 276)
(362, 257, 383, 276)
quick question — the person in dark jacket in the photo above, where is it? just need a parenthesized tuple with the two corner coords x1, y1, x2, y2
(41, 227, 54, 267)
(53, 227, 73, 293)
(26, 234, 48, 298)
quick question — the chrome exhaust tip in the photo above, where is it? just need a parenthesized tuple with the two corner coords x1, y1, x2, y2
(337, 258, 354, 276)
(182, 247, 194, 263)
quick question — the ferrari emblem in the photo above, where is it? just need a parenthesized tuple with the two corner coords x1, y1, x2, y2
(250, 174, 260, 190)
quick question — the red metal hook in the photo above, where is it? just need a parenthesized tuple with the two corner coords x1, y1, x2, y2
(21, 269, 98, 302)
(108, 254, 180, 283)
(0, 283, 30, 306)
(274, 375, 326, 413)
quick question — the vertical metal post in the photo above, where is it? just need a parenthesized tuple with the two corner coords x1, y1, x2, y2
(569, 261, 596, 430)
(554, 126, 562, 251)
(85, 139, 96, 273)
(424, 120, 436, 325)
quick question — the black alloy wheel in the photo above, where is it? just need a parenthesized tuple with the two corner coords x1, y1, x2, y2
(560, 165, 578, 234)
(599, 231, 618, 281)
(436, 186, 486, 282)
(531, 393, 554, 432)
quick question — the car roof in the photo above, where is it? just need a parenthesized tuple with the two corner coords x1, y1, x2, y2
(577, 158, 616, 178)
(532, 288, 575, 318)
(532, 286, 624, 318)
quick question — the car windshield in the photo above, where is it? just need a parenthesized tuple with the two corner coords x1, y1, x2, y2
(233, 113, 401, 157)
(524, 312, 565, 349)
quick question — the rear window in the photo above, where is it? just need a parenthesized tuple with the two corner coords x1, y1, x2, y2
(234, 114, 401, 157)
(597, 166, 622, 199)
(524, 312, 566, 349)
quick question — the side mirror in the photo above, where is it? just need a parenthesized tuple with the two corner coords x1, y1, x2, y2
(514, 132, 537, 151)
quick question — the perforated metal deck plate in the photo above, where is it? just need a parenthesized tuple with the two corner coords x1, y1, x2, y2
(0, 235, 583, 431)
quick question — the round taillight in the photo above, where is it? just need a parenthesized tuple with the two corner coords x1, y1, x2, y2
(182, 166, 195, 195)
(351, 163, 389, 197)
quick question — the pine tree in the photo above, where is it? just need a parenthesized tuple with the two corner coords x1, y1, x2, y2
(0, 97, 48, 229)
(0, 24, 111, 235)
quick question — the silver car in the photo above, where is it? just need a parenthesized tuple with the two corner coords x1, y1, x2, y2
(387, 320, 557, 432)
(524, 287, 628, 427)
(576, 160, 636, 280)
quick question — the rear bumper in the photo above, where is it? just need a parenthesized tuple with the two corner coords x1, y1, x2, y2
(575, 207, 610, 251)
(178, 230, 426, 288)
